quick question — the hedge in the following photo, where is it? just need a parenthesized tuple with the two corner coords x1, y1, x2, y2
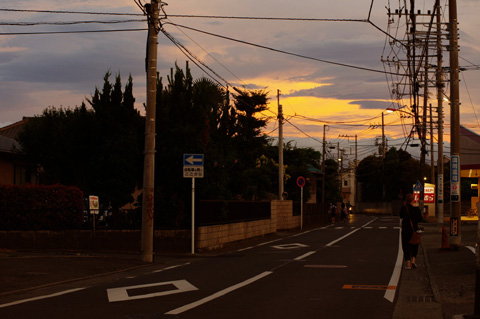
(0, 184, 84, 230)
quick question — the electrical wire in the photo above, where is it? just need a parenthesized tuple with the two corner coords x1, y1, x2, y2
(0, 8, 143, 16)
(0, 28, 147, 35)
(166, 22, 404, 76)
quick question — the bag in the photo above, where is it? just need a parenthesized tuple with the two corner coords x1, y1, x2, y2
(409, 231, 421, 245)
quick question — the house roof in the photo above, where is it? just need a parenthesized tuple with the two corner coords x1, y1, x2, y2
(0, 134, 20, 154)
(460, 125, 480, 170)
(0, 117, 31, 139)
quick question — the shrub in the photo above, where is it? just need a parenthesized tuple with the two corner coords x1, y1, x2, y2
(0, 184, 84, 230)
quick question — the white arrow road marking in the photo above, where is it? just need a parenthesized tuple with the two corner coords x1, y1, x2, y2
(107, 280, 198, 302)
(0, 288, 87, 309)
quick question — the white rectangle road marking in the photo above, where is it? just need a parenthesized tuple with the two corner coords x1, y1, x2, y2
(165, 271, 273, 315)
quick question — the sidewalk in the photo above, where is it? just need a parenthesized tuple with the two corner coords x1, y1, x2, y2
(393, 219, 478, 319)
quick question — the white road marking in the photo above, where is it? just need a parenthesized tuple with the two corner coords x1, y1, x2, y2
(384, 229, 403, 303)
(165, 271, 273, 315)
(326, 218, 377, 247)
(0, 288, 87, 309)
(271, 243, 308, 250)
(379, 227, 387, 229)
(152, 262, 190, 273)
(107, 280, 198, 302)
(294, 251, 316, 261)
(466, 246, 475, 254)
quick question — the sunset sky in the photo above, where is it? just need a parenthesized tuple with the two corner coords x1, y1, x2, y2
(1, 0, 479, 163)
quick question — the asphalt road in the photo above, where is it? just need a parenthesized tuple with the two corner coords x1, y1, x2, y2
(0, 215, 403, 319)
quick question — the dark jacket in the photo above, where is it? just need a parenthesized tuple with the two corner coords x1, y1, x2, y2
(399, 203, 423, 232)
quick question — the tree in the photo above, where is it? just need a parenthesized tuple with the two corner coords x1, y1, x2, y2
(356, 147, 426, 201)
(18, 72, 144, 227)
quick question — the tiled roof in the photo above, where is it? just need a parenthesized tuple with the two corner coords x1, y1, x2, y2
(0, 134, 20, 153)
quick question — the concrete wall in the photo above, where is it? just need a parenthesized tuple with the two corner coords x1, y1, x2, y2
(196, 200, 300, 251)
(1, 200, 301, 253)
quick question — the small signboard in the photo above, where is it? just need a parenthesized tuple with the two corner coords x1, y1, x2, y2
(183, 154, 204, 178)
(451, 155, 460, 202)
(424, 185, 435, 204)
(89, 195, 99, 215)
(450, 217, 459, 236)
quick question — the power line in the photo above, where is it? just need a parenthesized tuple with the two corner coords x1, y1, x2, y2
(0, 28, 147, 35)
(166, 22, 404, 76)
(0, 19, 145, 26)
(0, 8, 143, 16)
(167, 14, 368, 23)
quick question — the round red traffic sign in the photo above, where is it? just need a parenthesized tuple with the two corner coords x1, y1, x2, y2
(297, 176, 306, 188)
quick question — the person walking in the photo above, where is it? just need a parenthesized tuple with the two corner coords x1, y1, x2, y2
(399, 193, 423, 269)
(330, 203, 336, 223)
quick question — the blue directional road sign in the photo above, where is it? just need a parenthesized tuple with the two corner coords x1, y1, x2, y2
(183, 154, 204, 178)
(184, 154, 204, 166)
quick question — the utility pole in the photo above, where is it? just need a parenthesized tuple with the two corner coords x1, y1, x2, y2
(321, 125, 326, 207)
(381, 112, 386, 158)
(339, 134, 357, 207)
(436, 0, 444, 225)
(278, 90, 284, 200)
(141, 0, 159, 263)
(448, 0, 461, 247)
(430, 104, 435, 183)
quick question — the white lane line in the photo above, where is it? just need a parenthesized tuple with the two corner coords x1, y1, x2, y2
(326, 218, 377, 247)
(0, 288, 87, 309)
(152, 262, 190, 273)
(165, 271, 273, 315)
(384, 229, 403, 303)
(238, 239, 284, 252)
(294, 251, 317, 261)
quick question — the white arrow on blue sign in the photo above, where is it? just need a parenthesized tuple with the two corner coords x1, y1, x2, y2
(184, 154, 204, 166)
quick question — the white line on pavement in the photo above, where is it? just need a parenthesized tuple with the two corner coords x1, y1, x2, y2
(152, 262, 190, 273)
(165, 271, 273, 315)
(294, 251, 317, 261)
(325, 218, 377, 247)
(384, 229, 403, 303)
(0, 288, 87, 309)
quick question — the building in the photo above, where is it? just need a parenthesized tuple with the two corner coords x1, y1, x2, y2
(0, 118, 38, 185)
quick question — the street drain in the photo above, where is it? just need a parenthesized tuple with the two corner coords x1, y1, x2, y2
(407, 295, 435, 302)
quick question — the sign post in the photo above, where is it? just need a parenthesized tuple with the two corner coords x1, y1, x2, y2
(297, 176, 306, 230)
(89, 195, 99, 231)
(183, 154, 204, 254)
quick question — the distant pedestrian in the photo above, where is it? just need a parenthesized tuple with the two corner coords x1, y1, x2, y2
(399, 193, 423, 269)
(330, 203, 336, 223)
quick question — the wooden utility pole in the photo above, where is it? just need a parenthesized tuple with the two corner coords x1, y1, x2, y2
(141, 0, 159, 263)
(321, 125, 326, 207)
(448, 0, 461, 247)
(278, 90, 284, 200)
(436, 0, 444, 225)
